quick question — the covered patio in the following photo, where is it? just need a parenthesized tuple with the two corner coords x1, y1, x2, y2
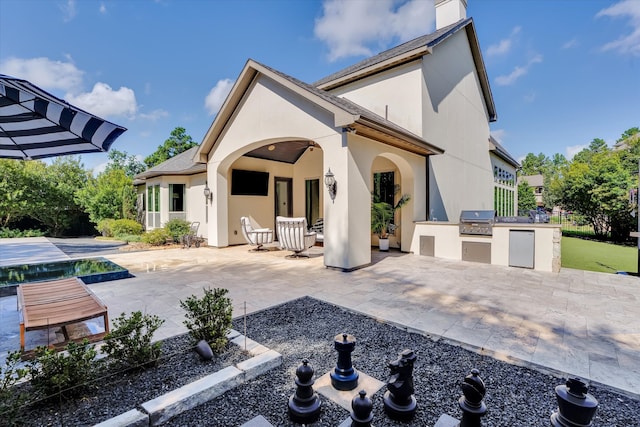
(196, 60, 443, 271)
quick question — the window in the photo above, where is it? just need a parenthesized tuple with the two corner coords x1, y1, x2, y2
(148, 185, 160, 212)
(305, 179, 320, 227)
(169, 184, 185, 212)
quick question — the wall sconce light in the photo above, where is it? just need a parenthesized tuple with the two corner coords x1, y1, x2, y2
(203, 181, 212, 203)
(324, 168, 337, 202)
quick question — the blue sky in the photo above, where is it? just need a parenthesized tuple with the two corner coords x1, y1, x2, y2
(1, 0, 638, 172)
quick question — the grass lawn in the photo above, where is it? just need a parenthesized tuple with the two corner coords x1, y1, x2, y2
(562, 236, 638, 274)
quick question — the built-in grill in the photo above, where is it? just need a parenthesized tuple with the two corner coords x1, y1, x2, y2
(459, 210, 496, 236)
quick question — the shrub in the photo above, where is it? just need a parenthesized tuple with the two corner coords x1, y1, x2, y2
(97, 218, 116, 237)
(164, 219, 192, 242)
(28, 339, 97, 399)
(0, 351, 29, 424)
(116, 233, 142, 243)
(102, 311, 165, 369)
(141, 228, 170, 246)
(0, 227, 45, 238)
(112, 219, 143, 237)
(180, 288, 233, 353)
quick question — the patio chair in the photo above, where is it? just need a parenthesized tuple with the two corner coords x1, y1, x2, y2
(182, 221, 202, 248)
(240, 216, 274, 251)
(276, 216, 317, 257)
(309, 217, 324, 244)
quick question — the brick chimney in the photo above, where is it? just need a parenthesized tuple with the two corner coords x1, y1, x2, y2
(435, 0, 467, 30)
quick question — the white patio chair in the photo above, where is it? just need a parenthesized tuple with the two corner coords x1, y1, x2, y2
(240, 216, 274, 251)
(276, 216, 317, 258)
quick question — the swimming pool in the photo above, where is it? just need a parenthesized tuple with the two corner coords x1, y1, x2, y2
(0, 257, 131, 296)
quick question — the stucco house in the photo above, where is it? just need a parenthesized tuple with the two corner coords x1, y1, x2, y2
(135, 0, 520, 271)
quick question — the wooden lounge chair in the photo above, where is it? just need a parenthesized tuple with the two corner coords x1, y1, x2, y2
(276, 216, 317, 257)
(240, 216, 274, 251)
(17, 277, 110, 351)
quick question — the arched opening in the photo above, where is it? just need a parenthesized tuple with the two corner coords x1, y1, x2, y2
(370, 153, 417, 252)
(215, 139, 325, 247)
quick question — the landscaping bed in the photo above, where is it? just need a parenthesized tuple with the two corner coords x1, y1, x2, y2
(11, 296, 639, 426)
(168, 297, 638, 427)
(15, 334, 247, 426)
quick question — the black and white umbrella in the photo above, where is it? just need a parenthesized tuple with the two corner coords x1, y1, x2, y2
(0, 74, 127, 160)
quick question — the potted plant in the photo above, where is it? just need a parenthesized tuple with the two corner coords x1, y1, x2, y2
(371, 188, 410, 251)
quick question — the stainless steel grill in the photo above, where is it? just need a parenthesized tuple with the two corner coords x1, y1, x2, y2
(459, 210, 495, 236)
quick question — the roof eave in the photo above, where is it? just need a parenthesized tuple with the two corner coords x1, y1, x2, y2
(316, 46, 432, 91)
(353, 118, 444, 156)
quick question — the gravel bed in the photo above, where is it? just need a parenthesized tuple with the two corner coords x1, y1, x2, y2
(17, 334, 247, 426)
(168, 296, 639, 427)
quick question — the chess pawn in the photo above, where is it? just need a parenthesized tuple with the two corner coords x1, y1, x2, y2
(288, 358, 322, 424)
(350, 390, 373, 427)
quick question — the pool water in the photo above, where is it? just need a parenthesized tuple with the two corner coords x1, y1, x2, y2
(0, 257, 131, 296)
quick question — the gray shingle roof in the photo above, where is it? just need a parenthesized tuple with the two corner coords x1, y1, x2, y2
(313, 18, 472, 88)
(134, 146, 205, 179)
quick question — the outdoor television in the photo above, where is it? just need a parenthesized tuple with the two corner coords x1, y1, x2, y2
(231, 169, 269, 196)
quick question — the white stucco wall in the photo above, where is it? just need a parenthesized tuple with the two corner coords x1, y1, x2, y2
(326, 61, 424, 136)
(422, 30, 494, 222)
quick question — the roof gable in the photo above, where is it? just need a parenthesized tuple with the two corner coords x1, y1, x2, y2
(313, 18, 496, 122)
(195, 59, 443, 162)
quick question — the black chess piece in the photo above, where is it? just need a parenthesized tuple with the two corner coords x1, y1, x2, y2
(383, 349, 417, 421)
(288, 358, 322, 424)
(459, 368, 487, 427)
(330, 333, 359, 391)
(550, 378, 598, 427)
(350, 390, 373, 427)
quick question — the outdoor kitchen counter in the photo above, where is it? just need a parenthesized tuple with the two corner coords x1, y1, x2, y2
(410, 221, 562, 273)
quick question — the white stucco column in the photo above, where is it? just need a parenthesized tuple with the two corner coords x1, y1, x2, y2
(206, 161, 229, 247)
(323, 133, 373, 271)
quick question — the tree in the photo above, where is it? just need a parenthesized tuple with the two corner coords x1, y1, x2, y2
(517, 181, 537, 212)
(76, 168, 134, 225)
(520, 153, 549, 176)
(106, 149, 146, 178)
(573, 138, 609, 163)
(23, 158, 89, 236)
(0, 160, 29, 227)
(144, 127, 197, 168)
(559, 150, 633, 240)
(617, 127, 639, 143)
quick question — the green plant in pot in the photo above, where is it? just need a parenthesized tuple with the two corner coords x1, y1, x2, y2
(371, 187, 410, 251)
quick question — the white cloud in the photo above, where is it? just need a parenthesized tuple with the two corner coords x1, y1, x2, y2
(205, 79, 234, 116)
(562, 38, 578, 49)
(67, 82, 137, 118)
(486, 26, 520, 57)
(0, 57, 84, 92)
(1, 56, 140, 120)
(495, 54, 542, 86)
(139, 109, 169, 121)
(314, 0, 435, 62)
(99, 3, 107, 14)
(596, 0, 640, 56)
(566, 144, 587, 159)
(60, 0, 77, 22)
